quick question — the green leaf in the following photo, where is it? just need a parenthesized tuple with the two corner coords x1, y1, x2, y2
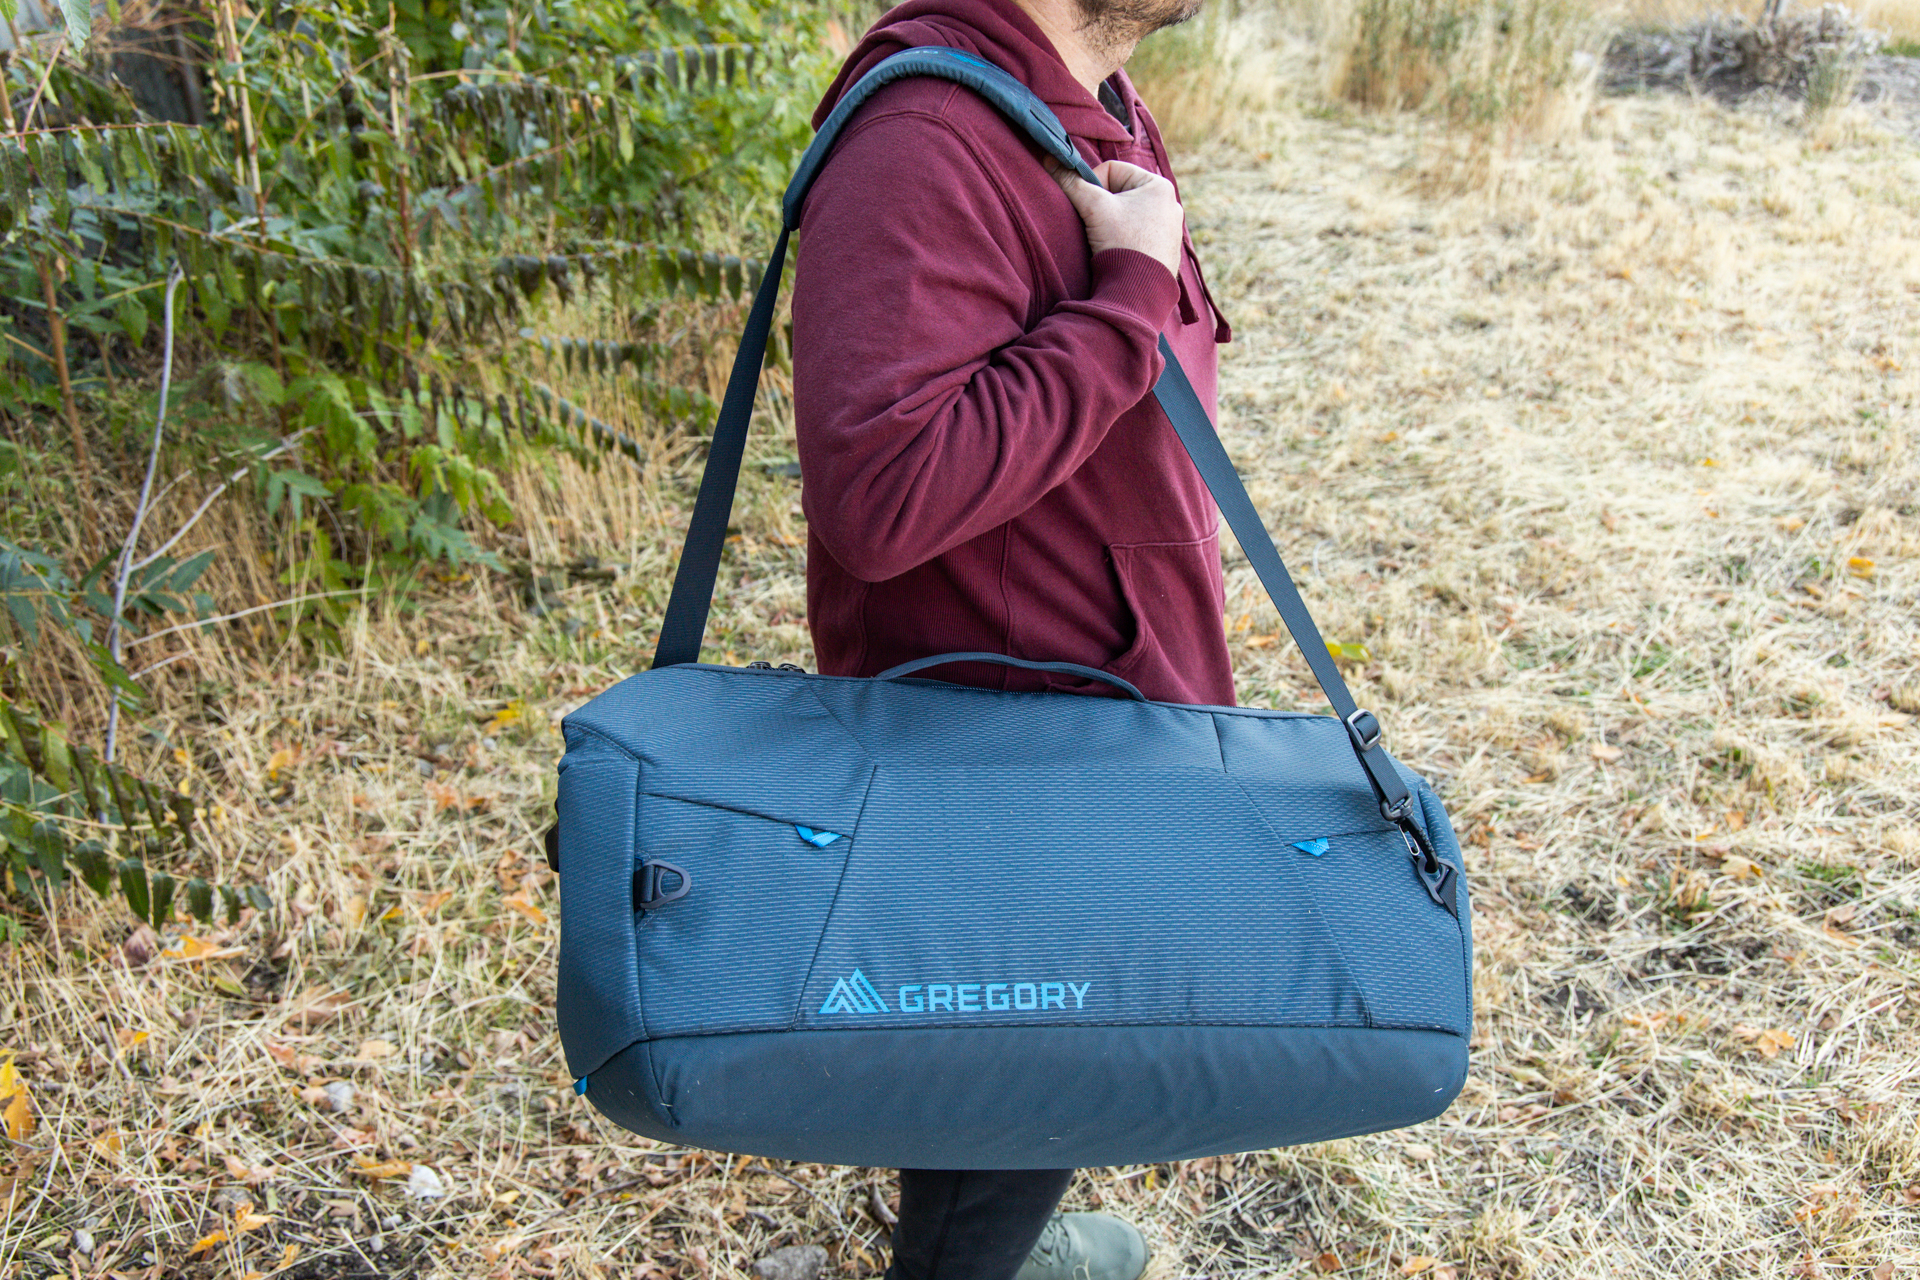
(220, 884, 241, 925)
(241, 362, 286, 407)
(71, 841, 111, 897)
(186, 877, 213, 923)
(40, 723, 72, 795)
(116, 296, 149, 347)
(118, 858, 150, 923)
(30, 821, 64, 891)
(57, 0, 93, 53)
(149, 870, 175, 926)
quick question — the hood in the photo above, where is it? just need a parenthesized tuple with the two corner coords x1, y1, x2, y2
(812, 0, 1133, 144)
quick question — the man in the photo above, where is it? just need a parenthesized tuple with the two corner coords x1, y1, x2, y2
(791, 0, 1232, 1272)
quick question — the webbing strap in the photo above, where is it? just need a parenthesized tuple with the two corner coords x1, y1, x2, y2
(647, 47, 1413, 824)
(650, 225, 790, 672)
(1151, 338, 1410, 820)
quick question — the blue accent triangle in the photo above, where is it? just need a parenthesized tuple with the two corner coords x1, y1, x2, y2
(795, 825, 844, 848)
(1293, 839, 1329, 857)
(573, 1077, 589, 1095)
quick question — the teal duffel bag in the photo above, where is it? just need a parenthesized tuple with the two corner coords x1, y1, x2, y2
(548, 47, 1471, 1170)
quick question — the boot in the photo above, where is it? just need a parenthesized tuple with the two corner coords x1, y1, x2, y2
(1014, 1212, 1149, 1280)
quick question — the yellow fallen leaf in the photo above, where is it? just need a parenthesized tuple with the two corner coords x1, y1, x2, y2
(266, 747, 296, 781)
(1402, 1258, 1443, 1276)
(1847, 557, 1875, 579)
(94, 1132, 124, 1158)
(161, 935, 217, 961)
(502, 891, 547, 924)
(0, 1061, 16, 1097)
(485, 699, 529, 734)
(190, 1229, 229, 1255)
(1733, 1025, 1795, 1058)
(234, 1202, 274, 1233)
(279, 1244, 302, 1268)
(357, 1039, 396, 1060)
(1590, 743, 1624, 762)
(1722, 856, 1760, 881)
(1245, 634, 1278, 648)
(381, 905, 404, 922)
(3, 1088, 32, 1142)
(353, 1156, 414, 1180)
(1780, 516, 1806, 532)
(342, 894, 367, 929)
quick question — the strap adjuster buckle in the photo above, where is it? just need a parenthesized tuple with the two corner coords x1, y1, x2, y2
(1344, 708, 1383, 752)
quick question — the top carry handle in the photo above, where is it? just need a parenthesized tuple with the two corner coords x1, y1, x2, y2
(648, 46, 1421, 832)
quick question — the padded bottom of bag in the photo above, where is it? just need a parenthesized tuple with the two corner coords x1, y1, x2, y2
(583, 1023, 1467, 1169)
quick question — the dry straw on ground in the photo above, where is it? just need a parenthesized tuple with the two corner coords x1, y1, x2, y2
(3, 14, 1919, 1280)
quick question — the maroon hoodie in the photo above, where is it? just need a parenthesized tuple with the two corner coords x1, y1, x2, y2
(793, 0, 1235, 705)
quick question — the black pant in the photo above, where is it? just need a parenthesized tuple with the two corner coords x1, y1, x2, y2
(884, 1168, 1075, 1280)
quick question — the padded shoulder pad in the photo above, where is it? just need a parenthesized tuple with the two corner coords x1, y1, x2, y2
(783, 46, 1102, 230)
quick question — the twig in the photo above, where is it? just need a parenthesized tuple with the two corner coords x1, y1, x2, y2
(0, 329, 52, 362)
(122, 589, 371, 648)
(20, 36, 65, 127)
(103, 263, 186, 766)
(130, 431, 312, 573)
(31, 249, 95, 551)
(128, 652, 195, 681)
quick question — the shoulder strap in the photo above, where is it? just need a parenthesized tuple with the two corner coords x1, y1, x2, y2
(648, 48, 1415, 826)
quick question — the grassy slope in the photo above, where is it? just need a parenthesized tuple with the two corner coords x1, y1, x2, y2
(3, 69, 1919, 1280)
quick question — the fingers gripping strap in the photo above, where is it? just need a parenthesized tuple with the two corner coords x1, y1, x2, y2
(1151, 338, 1411, 821)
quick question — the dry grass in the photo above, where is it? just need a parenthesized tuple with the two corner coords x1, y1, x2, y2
(1620, 0, 1920, 42)
(4, 39, 1920, 1280)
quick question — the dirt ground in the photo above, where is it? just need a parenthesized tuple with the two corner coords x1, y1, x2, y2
(3, 64, 1918, 1280)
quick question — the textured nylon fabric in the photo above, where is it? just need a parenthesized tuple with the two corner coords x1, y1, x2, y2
(558, 664, 1472, 1126)
(583, 1022, 1469, 1169)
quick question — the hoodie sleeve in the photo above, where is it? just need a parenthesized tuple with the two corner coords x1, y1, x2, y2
(792, 107, 1181, 584)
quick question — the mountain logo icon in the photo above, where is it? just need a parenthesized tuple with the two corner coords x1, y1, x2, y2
(818, 969, 889, 1015)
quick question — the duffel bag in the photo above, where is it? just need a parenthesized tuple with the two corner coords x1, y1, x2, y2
(550, 47, 1471, 1170)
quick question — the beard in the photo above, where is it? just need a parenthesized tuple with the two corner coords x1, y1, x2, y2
(1075, 0, 1205, 56)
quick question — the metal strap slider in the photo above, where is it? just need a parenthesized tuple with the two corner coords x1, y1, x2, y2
(1344, 708, 1383, 752)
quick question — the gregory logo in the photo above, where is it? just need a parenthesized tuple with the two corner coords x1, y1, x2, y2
(818, 969, 890, 1015)
(817, 970, 1092, 1016)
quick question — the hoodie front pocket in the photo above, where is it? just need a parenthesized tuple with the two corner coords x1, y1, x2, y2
(1104, 535, 1226, 680)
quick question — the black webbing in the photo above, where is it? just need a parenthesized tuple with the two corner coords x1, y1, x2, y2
(1151, 338, 1411, 821)
(650, 225, 790, 670)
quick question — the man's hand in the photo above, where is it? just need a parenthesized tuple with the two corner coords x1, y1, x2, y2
(1048, 158, 1184, 279)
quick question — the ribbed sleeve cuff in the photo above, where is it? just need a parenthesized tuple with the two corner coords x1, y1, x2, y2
(1089, 248, 1180, 331)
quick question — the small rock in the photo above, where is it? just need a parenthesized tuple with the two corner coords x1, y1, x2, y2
(751, 1244, 828, 1280)
(405, 1165, 447, 1200)
(382, 1215, 401, 1230)
(323, 1081, 356, 1113)
(415, 758, 435, 777)
(72, 1230, 94, 1256)
(368, 1234, 385, 1253)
